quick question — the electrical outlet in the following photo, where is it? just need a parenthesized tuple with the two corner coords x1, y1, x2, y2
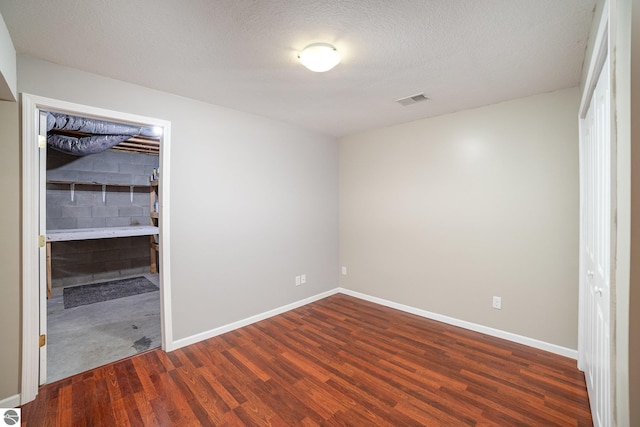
(295, 276, 301, 286)
(341, 266, 347, 275)
(301, 274, 306, 284)
(492, 296, 502, 309)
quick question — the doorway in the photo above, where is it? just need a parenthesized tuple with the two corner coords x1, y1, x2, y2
(44, 111, 162, 382)
(21, 94, 173, 404)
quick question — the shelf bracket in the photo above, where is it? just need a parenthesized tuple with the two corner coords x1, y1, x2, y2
(102, 184, 107, 203)
(130, 185, 134, 203)
(70, 183, 75, 202)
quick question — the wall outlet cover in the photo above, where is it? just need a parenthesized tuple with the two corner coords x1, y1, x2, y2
(492, 296, 502, 309)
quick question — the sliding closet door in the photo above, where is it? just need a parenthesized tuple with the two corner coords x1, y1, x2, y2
(580, 54, 612, 427)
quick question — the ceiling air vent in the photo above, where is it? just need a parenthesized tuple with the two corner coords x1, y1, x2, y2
(396, 93, 429, 106)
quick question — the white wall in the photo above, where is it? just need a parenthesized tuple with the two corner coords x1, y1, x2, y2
(340, 87, 580, 349)
(17, 55, 339, 343)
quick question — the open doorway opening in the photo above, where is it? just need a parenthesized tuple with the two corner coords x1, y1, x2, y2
(44, 111, 162, 382)
(21, 94, 173, 404)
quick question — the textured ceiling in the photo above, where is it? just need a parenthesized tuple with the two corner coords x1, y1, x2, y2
(0, 0, 596, 137)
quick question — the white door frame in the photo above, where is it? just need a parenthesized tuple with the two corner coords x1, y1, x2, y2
(21, 93, 174, 404)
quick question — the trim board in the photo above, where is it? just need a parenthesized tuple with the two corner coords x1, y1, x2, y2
(0, 394, 21, 408)
(20, 93, 173, 404)
(338, 288, 577, 359)
(172, 287, 577, 359)
(171, 289, 341, 350)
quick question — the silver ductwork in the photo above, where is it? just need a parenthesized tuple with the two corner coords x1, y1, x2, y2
(46, 112, 160, 156)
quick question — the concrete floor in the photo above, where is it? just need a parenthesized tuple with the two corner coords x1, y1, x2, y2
(46, 273, 161, 384)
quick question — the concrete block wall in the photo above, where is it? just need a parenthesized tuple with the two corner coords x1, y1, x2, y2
(47, 148, 159, 287)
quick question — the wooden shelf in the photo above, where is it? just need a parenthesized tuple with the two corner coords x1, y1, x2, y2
(47, 226, 159, 242)
(47, 180, 152, 188)
(45, 225, 159, 298)
(45, 175, 161, 298)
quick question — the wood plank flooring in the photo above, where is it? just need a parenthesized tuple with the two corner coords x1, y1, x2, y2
(21, 293, 593, 426)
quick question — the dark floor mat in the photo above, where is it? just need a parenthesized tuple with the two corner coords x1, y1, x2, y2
(63, 276, 158, 309)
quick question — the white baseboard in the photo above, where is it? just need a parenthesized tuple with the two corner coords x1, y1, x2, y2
(170, 286, 577, 360)
(0, 394, 21, 408)
(337, 288, 578, 359)
(171, 288, 340, 350)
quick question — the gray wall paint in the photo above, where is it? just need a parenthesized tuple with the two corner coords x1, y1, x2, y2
(340, 88, 580, 349)
(581, 0, 605, 97)
(0, 12, 16, 100)
(17, 55, 339, 343)
(0, 100, 19, 400)
(1, 9, 636, 416)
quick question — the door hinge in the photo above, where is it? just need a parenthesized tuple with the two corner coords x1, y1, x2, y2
(39, 334, 46, 347)
(39, 235, 46, 248)
(38, 135, 46, 148)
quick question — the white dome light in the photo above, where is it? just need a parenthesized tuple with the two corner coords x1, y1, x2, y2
(298, 43, 341, 72)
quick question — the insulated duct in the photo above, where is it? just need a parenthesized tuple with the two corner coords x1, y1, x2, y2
(46, 133, 134, 156)
(46, 112, 160, 156)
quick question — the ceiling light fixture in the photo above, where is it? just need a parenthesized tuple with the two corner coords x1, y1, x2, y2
(298, 43, 341, 72)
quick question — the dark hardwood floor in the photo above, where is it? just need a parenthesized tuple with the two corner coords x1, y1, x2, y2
(22, 293, 593, 426)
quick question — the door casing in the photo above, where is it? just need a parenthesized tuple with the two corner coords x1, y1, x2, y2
(21, 93, 174, 404)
